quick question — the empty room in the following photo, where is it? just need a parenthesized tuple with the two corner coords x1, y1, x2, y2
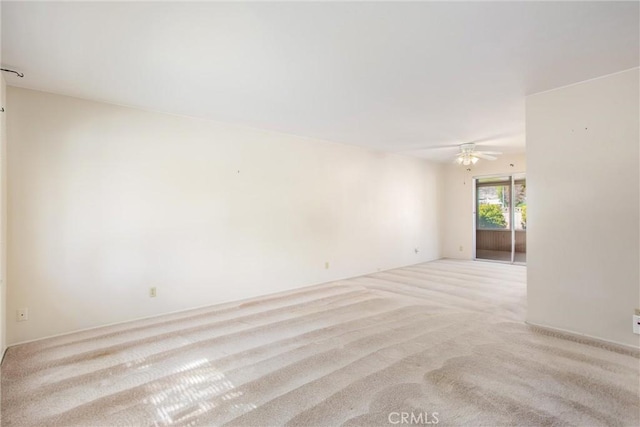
(0, 1, 638, 426)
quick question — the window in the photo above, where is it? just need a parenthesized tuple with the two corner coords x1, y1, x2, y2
(514, 180, 526, 230)
(476, 182, 510, 230)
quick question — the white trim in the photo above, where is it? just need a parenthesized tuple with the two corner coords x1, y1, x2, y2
(527, 66, 640, 97)
(8, 302, 247, 347)
(511, 175, 515, 263)
(525, 321, 640, 353)
(471, 177, 477, 260)
(0, 346, 7, 365)
(7, 256, 446, 347)
(472, 171, 526, 180)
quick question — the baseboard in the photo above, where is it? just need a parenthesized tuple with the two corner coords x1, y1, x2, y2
(525, 321, 640, 356)
(7, 256, 447, 348)
(1, 346, 8, 365)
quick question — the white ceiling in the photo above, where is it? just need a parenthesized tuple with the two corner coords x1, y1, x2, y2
(2, 2, 638, 161)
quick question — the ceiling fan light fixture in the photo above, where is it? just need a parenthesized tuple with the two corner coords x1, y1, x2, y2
(456, 153, 479, 166)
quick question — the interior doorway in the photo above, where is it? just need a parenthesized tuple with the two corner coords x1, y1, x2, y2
(474, 174, 526, 264)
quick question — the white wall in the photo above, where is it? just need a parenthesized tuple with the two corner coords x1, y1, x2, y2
(1, 2, 6, 412)
(526, 68, 639, 348)
(6, 87, 443, 344)
(441, 153, 526, 260)
(0, 75, 6, 355)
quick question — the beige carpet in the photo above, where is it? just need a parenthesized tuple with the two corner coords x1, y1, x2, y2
(2, 259, 639, 426)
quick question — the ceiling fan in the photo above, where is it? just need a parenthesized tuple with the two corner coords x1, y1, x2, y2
(454, 143, 501, 165)
(396, 133, 511, 164)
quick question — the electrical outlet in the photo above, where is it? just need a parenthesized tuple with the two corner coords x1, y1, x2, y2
(17, 308, 28, 322)
(414, 248, 419, 254)
(149, 287, 157, 298)
(633, 315, 640, 335)
(325, 262, 329, 269)
(459, 246, 464, 252)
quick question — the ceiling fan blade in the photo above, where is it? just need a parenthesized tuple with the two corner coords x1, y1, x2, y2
(473, 153, 498, 160)
(394, 131, 520, 153)
(465, 132, 520, 145)
(476, 151, 502, 155)
(397, 143, 460, 152)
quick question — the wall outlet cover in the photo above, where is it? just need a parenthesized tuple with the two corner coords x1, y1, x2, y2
(633, 315, 640, 335)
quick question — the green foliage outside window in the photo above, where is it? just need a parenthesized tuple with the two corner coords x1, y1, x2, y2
(479, 204, 507, 229)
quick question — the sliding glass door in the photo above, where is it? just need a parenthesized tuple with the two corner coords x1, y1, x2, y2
(513, 174, 526, 263)
(474, 174, 526, 264)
